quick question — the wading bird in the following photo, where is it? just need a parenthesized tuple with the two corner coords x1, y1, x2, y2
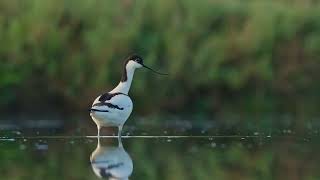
(89, 55, 167, 138)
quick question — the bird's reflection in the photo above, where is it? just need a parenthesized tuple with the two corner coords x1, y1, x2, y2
(90, 138, 133, 180)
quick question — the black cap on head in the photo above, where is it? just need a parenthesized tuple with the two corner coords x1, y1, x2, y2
(126, 54, 143, 65)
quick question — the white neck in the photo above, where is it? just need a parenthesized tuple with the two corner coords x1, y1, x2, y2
(110, 65, 136, 94)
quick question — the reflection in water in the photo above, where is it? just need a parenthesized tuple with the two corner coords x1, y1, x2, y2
(90, 138, 133, 180)
(0, 134, 319, 179)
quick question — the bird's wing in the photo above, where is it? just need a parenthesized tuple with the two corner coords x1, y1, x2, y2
(91, 93, 132, 113)
(98, 92, 126, 102)
(106, 94, 132, 109)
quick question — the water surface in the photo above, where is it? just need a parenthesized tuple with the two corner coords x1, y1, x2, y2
(0, 117, 319, 180)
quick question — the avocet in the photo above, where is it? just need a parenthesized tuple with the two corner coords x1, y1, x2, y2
(89, 55, 167, 138)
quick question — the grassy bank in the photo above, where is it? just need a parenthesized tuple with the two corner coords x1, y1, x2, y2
(0, 0, 320, 118)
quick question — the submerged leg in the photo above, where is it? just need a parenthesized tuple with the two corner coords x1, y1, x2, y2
(118, 125, 123, 140)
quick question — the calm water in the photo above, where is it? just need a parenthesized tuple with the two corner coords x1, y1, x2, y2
(0, 117, 320, 180)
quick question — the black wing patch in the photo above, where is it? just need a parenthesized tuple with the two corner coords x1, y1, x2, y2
(89, 108, 109, 112)
(99, 169, 113, 178)
(92, 102, 124, 110)
(98, 163, 124, 178)
(107, 162, 124, 169)
(98, 92, 126, 102)
(91, 160, 111, 164)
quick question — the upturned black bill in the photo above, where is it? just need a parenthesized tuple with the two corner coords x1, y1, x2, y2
(143, 64, 168, 75)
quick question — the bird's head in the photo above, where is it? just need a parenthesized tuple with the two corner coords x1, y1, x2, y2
(126, 54, 144, 69)
(125, 54, 168, 75)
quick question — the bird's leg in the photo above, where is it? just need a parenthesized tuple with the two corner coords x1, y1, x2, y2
(118, 136, 123, 148)
(97, 125, 101, 138)
(97, 134, 101, 148)
(118, 125, 123, 141)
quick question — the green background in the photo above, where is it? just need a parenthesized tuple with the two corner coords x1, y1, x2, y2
(1, 0, 320, 123)
(1, 1, 320, 179)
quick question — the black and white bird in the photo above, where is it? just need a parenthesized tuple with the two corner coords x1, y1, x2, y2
(89, 54, 167, 138)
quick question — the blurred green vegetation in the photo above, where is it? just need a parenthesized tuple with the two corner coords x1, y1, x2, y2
(0, 138, 319, 180)
(0, 0, 320, 118)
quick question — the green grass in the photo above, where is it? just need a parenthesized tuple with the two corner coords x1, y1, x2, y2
(0, 0, 320, 118)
